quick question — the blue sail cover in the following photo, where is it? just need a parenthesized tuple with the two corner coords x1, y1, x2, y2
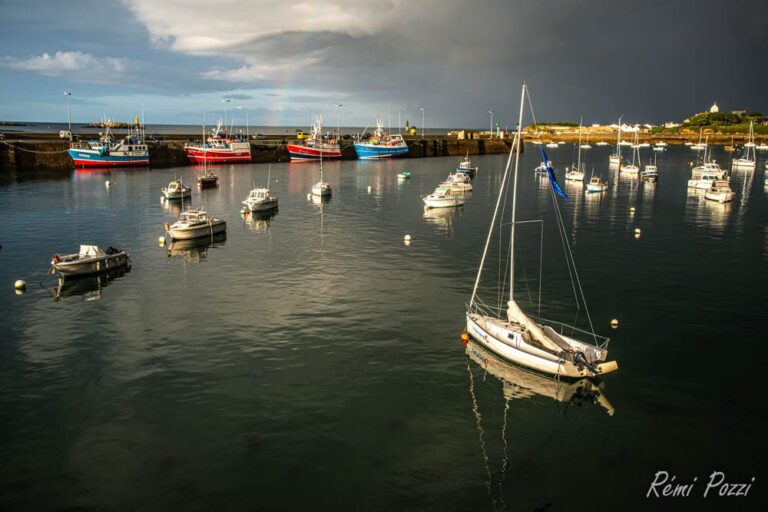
(539, 148, 568, 200)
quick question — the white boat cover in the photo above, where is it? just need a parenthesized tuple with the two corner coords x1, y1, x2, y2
(79, 245, 105, 257)
(506, 300, 563, 353)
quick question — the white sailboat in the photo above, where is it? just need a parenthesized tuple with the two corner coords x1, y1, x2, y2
(311, 151, 332, 197)
(466, 83, 618, 379)
(732, 121, 756, 170)
(565, 121, 585, 182)
(609, 117, 622, 166)
(620, 133, 640, 174)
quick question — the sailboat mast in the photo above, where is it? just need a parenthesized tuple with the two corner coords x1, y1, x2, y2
(509, 83, 527, 302)
(577, 118, 582, 171)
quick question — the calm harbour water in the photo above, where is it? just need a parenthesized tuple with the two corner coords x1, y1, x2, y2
(0, 145, 765, 511)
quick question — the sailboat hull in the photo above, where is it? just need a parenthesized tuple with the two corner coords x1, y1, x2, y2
(466, 313, 615, 379)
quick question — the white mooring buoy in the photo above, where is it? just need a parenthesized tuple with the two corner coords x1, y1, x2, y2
(404, 234, 412, 245)
(367, 185, 372, 193)
(610, 319, 619, 329)
(14, 279, 26, 291)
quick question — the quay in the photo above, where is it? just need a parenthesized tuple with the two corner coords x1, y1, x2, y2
(0, 133, 515, 171)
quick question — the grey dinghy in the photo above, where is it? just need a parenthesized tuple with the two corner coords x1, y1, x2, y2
(51, 245, 129, 276)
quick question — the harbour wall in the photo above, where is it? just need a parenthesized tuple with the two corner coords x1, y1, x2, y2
(0, 137, 515, 172)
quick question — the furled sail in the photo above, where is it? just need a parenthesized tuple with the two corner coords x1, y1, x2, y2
(506, 300, 562, 353)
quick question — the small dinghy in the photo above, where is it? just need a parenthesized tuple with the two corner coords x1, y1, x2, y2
(166, 208, 226, 240)
(51, 245, 129, 277)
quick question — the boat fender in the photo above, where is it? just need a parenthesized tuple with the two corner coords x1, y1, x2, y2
(460, 332, 469, 345)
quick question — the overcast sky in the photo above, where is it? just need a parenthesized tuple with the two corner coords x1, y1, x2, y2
(1, 0, 766, 128)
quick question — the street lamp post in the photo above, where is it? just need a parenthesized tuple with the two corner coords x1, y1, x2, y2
(222, 99, 231, 127)
(489, 109, 494, 139)
(64, 91, 72, 140)
(237, 106, 249, 139)
(420, 107, 426, 138)
(336, 104, 343, 140)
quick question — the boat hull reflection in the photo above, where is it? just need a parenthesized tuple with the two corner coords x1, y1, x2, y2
(52, 264, 131, 301)
(167, 232, 226, 262)
(466, 339, 614, 415)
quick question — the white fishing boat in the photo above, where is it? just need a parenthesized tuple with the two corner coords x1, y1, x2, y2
(620, 133, 640, 174)
(422, 185, 465, 209)
(456, 153, 478, 177)
(705, 179, 734, 203)
(466, 83, 618, 379)
(586, 175, 608, 193)
(733, 121, 757, 169)
(162, 178, 192, 200)
(166, 208, 226, 240)
(50, 245, 129, 276)
(242, 166, 278, 212)
(310, 153, 332, 197)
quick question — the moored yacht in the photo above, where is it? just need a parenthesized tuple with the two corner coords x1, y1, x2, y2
(51, 245, 129, 276)
(166, 208, 226, 240)
(705, 179, 734, 203)
(422, 185, 465, 209)
(162, 178, 192, 200)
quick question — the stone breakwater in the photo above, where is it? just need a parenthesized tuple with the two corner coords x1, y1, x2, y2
(0, 136, 515, 172)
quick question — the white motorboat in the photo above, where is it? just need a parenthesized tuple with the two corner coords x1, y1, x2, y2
(586, 175, 608, 193)
(545, 142, 558, 148)
(242, 187, 278, 212)
(756, 143, 768, 151)
(166, 208, 226, 240)
(579, 144, 592, 149)
(688, 163, 726, 190)
(51, 245, 129, 276)
(732, 121, 757, 169)
(466, 83, 617, 379)
(642, 154, 659, 180)
(162, 178, 192, 200)
(534, 161, 551, 175)
(595, 141, 609, 146)
(242, 166, 279, 212)
(653, 146, 666, 152)
(705, 179, 734, 203)
(442, 173, 473, 192)
(654, 141, 668, 147)
(422, 185, 465, 209)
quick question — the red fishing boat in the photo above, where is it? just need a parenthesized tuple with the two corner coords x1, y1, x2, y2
(184, 121, 251, 164)
(286, 116, 342, 161)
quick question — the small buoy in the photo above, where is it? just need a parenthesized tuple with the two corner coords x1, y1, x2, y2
(460, 332, 470, 344)
(158, 236, 166, 246)
(306, 193, 311, 200)
(634, 228, 641, 235)
(367, 185, 372, 193)
(610, 319, 619, 329)
(404, 234, 412, 242)
(14, 279, 26, 291)
(629, 207, 635, 214)
(105, 180, 111, 188)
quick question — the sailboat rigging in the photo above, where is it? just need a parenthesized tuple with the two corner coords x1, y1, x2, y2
(466, 83, 618, 379)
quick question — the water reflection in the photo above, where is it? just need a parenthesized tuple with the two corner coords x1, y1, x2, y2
(685, 189, 732, 231)
(466, 339, 613, 510)
(242, 208, 278, 233)
(166, 232, 227, 262)
(50, 265, 131, 302)
(466, 340, 614, 414)
(423, 206, 463, 233)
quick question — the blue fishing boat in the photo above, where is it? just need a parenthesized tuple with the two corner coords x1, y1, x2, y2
(67, 123, 148, 168)
(353, 119, 409, 159)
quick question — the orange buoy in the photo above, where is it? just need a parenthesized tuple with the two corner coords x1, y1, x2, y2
(460, 332, 470, 345)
